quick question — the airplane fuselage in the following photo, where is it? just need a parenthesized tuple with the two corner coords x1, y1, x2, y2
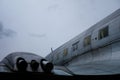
(46, 9, 120, 75)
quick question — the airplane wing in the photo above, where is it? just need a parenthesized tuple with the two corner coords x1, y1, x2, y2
(0, 52, 53, 73)
(0, 52, 119, 80)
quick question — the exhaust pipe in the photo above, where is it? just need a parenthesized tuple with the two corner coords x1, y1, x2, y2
(16, 57, 28, 72)
(30, 60, 39, 71)
(40, 59, 53, 73)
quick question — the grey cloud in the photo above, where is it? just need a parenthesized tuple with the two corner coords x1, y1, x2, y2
(48, 4, 59, 12)
(0, 23, 3, 31)
(29, 33, 46, 38)
(0, 23, 17, 38)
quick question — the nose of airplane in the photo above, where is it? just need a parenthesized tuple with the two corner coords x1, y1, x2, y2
(16, 57, 28, 72)
(40, 59, 54, 73)
(30, 60, 39, 71)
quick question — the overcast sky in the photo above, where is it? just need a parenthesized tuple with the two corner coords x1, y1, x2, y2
(0, 0, 120, 60)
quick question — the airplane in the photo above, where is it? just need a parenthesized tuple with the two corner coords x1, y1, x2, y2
(0, 9, 120, 79)
(45, 8, 120, 75)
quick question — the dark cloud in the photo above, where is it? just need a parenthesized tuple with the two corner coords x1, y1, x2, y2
(29, 33, 46, 38)
(0, 22, 17, 39)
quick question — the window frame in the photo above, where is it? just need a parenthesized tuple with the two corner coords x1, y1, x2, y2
(63, 48, 68, 56)
(98, 26, 109, 40)
(84, 35, 91, 47)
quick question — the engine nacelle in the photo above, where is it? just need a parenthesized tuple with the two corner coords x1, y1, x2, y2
(30, 60, 39, 71)
(40, 59, 54, 73)
(0, 52, 54, 73)
(16, 57, 28, 72)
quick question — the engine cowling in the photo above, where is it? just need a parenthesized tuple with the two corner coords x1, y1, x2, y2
(30, 60, 39, 71)
(40, 59, 54, 73)
(16, 57, 28, 72)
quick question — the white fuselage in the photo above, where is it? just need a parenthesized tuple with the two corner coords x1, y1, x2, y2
(46, 9, 120, 75)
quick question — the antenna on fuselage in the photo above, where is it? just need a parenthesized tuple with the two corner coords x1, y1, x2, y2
(51, 48, 53, 53)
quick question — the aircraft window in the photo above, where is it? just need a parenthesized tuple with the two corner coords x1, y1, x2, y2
(63, 48, 68, 56)
(84, 35, 91, 47)
(72, 41, 79, 51)
(98, 26, 109, 40)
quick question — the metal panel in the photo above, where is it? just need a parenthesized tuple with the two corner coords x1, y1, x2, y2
(67, 52, 92, 66)
(92, 45, 112, 61)
(112, 42, 120, 59)
(91, 29, 99, 49)
(109, 16, 120, 41)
